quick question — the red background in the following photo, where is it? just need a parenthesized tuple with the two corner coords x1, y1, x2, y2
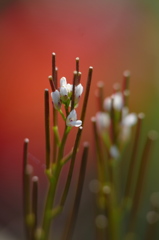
(1, 0, 159, 239)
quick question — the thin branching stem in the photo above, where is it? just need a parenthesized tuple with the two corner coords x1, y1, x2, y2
(23, 138, 30, 238)
(91, 117, 106, 183)
(76, 57, 79, 73)
(60, 67, 93, 207)
(41, 126, 70, 240)
(71, 71, 77, 111)
(80, 66, 93, 123)
(124, 113, 145, 199)
(128, 131, 158, 231)
(97, 81, 104, 111)
(60, 127, 83, 206)
(31, 176, 39, 240)
(44, 89, 51, 169)
(62, 142, 89, 240)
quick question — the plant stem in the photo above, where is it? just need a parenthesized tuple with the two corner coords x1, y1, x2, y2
(62, 142, 89, 240)
(91, 117, 106, 184)
(97, 81, 104, 111)
(124, 113, 145, 199)
(80, 66, 93, 123)
(52, 53, 58, 163)
(44, 89, 51, 169)
(71, 71, 77, 111)
(31, 176, 38, 240)
(60, 127, 82, 207)
(59, 67, 93, 207)
(41, 126, 70, 240)
(128, 131, 158, 231)
(22, 138, 29, 238)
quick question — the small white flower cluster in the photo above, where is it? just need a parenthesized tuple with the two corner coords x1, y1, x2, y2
(51, 77, 83, 127)
(95, 90, 137, 159)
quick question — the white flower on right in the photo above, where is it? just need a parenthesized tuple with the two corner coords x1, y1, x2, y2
(103, 92, 123, 111)
(96, 112, 110, 133)
(51, 90, 61, 110)
(110, 145, 120, 159)
(66, 109, 82, 127)
(120, 108, 137, 141)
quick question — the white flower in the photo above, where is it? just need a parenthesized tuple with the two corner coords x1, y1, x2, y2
(96, 112, 110, 132)
(60, 77, 72, 101)
(103, 92, 123, 111)
(110, 145, 120, 159)
(74, 83, 83, 105)
(122, 113, 137, 127)
(120, 111, 137, 141)
(51, 90, 61, 110)
(66, 109, 82, 127)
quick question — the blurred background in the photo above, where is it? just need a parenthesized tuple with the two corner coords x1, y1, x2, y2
(1, 0, 159, 239)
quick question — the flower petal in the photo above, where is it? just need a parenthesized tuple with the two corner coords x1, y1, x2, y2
(69, 120, 82, 127)
(68, 109, 77, 121)
(60, 86, 68, 96)
(96, 112, 110, 132)
(51, 90, 61, 110)
(66, 109, 82, 127)
(75, 84, 83, 98)
(113, 92, 123, 110)
(103, 92, 123, 111)
(60, 77, 67, 87)
(122, 113, 137, 127)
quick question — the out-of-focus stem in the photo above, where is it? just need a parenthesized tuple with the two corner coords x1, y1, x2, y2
(124, 113, 145, 199)
(44, 89, 51, 169)
(110, 98, 116, 145)
(97, 81, 104, 111)
(62, 142, 89, 240)
(24, 164, 33, 239)
(122, 70, 130, 107)
(129, 130, 158, 231)
(31, 176, 39, 240)
(91, 117, 106, 184)
(23, 138, 30, 238)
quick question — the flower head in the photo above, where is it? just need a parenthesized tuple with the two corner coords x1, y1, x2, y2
(66, 109, 82, 127)
(51, 90, 61, 110)
(96, 112, 110, 133)
(103, 92, 123, 111)
(120, 110, 137, 141)
(60, 77, 72, 102)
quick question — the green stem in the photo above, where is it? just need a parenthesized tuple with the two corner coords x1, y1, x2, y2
(91, 117, 106, 184)
(62, 142, 89, 240)
(124, 113, 144, 200)
(128, 131, 158, 231)
(59, 109, 66, 121)
(60, 127, 82, 207)
(41, 126, 71, 240)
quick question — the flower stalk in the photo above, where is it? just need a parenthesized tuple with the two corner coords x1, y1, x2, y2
(62, 142, 89, 240)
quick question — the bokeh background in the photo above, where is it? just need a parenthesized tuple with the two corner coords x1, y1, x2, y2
(1, 0, 159, 239)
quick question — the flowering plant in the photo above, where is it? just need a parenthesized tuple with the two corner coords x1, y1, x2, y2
(22, 54, 159, 240)
(91, 71, 158, 240)
(22, 53, 93, 240)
